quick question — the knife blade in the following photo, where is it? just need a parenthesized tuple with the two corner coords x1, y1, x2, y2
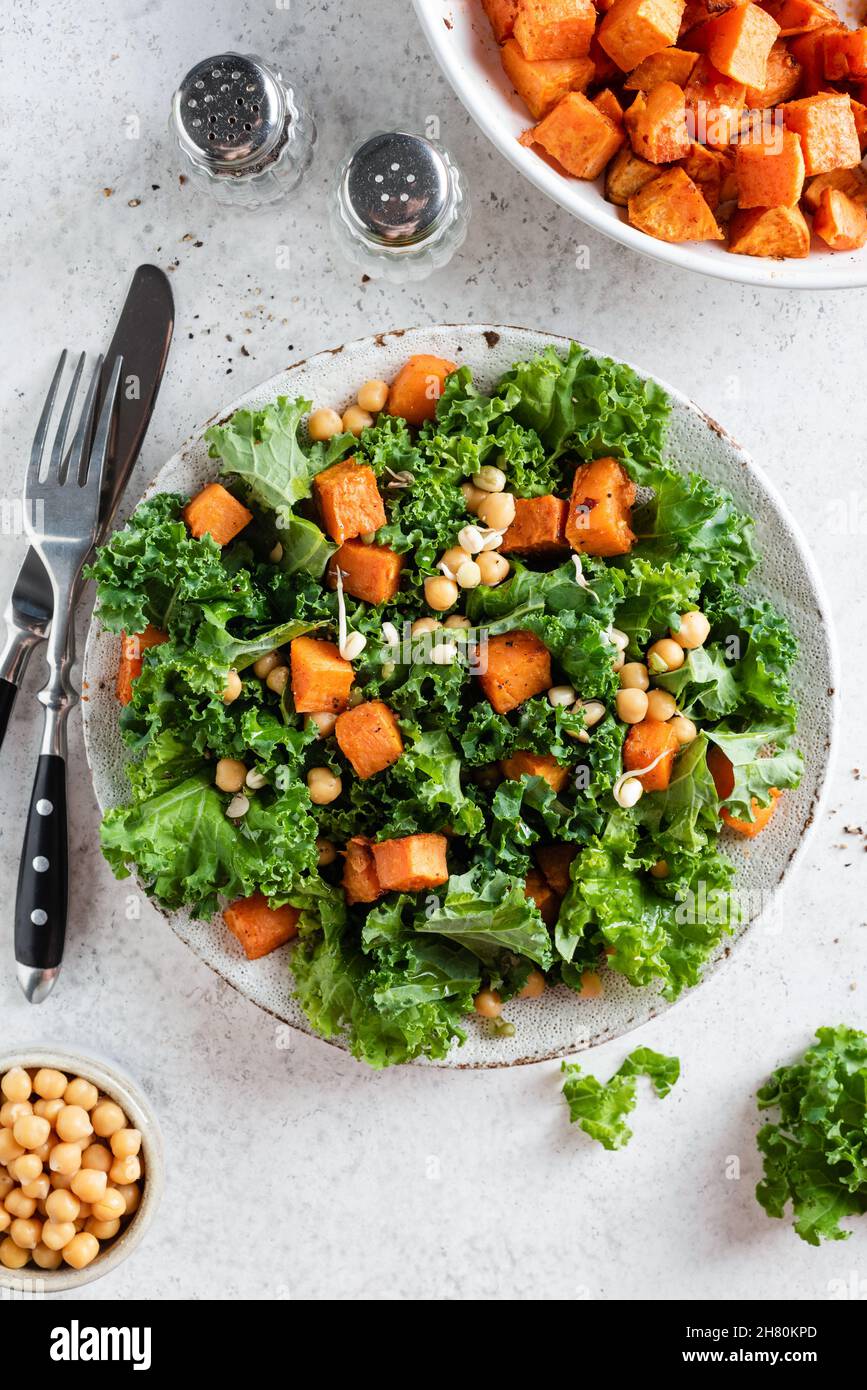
(0, 265, 174, 752)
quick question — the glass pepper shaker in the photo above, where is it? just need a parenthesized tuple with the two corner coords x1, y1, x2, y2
(171, 53, 316, 210)
(330, 130, 470, 282)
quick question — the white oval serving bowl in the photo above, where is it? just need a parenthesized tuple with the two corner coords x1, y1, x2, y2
(82, 324, 837, 1067)
(0, 1048, 164, 1293)
(412, 0, 867, 289)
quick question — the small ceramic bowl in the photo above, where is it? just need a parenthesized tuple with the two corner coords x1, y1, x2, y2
(0, 1048, 163, 1293)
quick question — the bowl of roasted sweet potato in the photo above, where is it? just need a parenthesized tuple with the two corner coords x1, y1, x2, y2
(413, 0, 867, 287)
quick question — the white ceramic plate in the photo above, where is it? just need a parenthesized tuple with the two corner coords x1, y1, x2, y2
(82, 325, 837, 1067)
(412, 0, 867, 290)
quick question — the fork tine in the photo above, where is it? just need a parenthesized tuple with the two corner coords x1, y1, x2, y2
(53, 352, 86, 485)
(25, 351, 67, 497)
(65, 355, 103, 489)
(81, 354, 123, 491)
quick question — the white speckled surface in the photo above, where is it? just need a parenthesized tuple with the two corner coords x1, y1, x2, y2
(1, 0, 866, 1301)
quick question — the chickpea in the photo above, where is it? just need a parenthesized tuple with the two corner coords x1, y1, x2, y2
(1, 1068, 31, 1104)
(472, 465, 506, 493)
(86, 1216, 121, 1240)
(12, 1114, 50, 1151)
(0, 1208, 9, 1233)
(253, 650, 280, 679)
(316, 838, 337, 867)
(670, 715, 697, 746)
(410, 617, 441, 637)
(455, 560, 481, 590)
(268, 541, 284, 564)
(476, 550, 510, 585)
(71, 1168, 107, 1204)
(0, 1236, 30, 1269)
(90, 1101, 126, 1139)
(32, 1242, 63, 1270)
(46, 1188, 80, 1224)
(109, 1156, 141, 1186)
(91, 1187, 127, 1223)
(307, 767, 342, 806)
(473, 989, 502, 1019)
(672, 610, 710, 650)
(619, 662, 649, 691)
(615, 688, 649, 724)
(342, 404, 374, 437)
(49, 1143, 82, 1177)
(115, 1183, 141, 1216)
(63, 1077, 99, 1111)
(577, 971, 603, 999)
(34, 1098, 64, 1124)
(32, 1067, 66, 1101)
(9, 1217, 41, 1251)
(0, 1100, 32, 1128)
(110, 1129, 142, 1161)
(518, 970, 546, 1000)
(460, 481, 487, 514)
(0, 1172, 14, 1201)
(356, 379, 389, 413)
(440, 545, 471, 576)
(214, 758, 247, 794)
(62, 1232, 100, 1270)
(5, 1189, 36, 1220)
(477, 491, 516, 532)
(22, 1175, 50, 1202)
(42, 1220, 77, 1251)
(0, 1130, 25, 1165)
(424, 575, 459, 612)
(611, 650, 625, 673)
(647, 638, 685, 674)
(81, 1144, 113, 1173)
(443, 614, 472, 630)
(307, 407, 343, 442)
(10, 1154, 43, 1186)
(49, 1171, 75, 1190)
(265, 665, 290, 695)
(222, 669, 242, 704)
(55, 1106, 93, 1144)
(650, 859, 670, 879)
(306, 710, 338, 738)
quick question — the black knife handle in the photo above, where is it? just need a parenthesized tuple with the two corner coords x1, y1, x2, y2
(15, 754, 68, 970)
(0, 678, 16, 755)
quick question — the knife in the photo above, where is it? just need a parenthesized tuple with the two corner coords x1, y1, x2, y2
(0, 265, 174, 755)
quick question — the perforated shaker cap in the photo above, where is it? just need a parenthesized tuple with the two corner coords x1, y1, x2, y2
(172, 53, 288, 173)
(341, 132, 452, 245)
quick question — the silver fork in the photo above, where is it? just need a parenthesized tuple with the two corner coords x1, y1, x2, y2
(15, 351, 123, 1004)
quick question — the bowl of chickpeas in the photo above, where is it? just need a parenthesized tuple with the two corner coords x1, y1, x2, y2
(0, 1051, 163, 1291)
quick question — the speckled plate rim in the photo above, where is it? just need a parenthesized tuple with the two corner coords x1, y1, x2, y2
(81, 324, 839, 1069)
(412, 0, 867, 291)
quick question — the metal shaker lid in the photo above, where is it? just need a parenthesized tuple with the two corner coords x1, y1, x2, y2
(341, 132, 452, 245)
(172, 53, 288, 173)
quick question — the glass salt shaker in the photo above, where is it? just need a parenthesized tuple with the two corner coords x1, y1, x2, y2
(330, 130, 470, 281)
(171, 53, 316, 210)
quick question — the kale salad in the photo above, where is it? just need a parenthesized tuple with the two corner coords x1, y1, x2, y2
(89, 342, 803, 1067)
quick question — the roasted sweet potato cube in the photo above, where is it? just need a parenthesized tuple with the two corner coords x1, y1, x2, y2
(335, 700, 404, 779)
(327, 539, 403, 605)
(116, 625, 168, 706)
(684, 56, 747, 147)
(524, 868, 560, 926)
(728, 203, 811, 255)
(525, 91, 625, 177)
(722, 788, 781, 836)
(290, 636, 355, 714)
(760, 0, 838, 38)
(566, 455, 636, 555)
(813, 187, 867, 249)
(513, 0, 596, 60)
(788, 25, 844, 96)
(386, 354, 457, 427)
(182, 483, 252, 547)
(482, 0, 518, 41)
(679, 141, 731, 210)
(736, 126, 805, 206)
(500, 749, 571, 792)
(593, 88, 625, 127)
(605, 146, 662, 204)
(501, 37, 594, 118)
(628, 166, 724, 241)
(223, 893, 300, 960)
(313, 459, 386, 545)
(500, 495, 569, 554)
(478, 630, 552, 713)
(822, 27, 867, 80)
(628, 80, 691, 162)
(371, 833, 449, 893)
(623, 718, 681, 792)
(802, 164, 867, 211)
(535, 843, 576, 896)
(784, 93, 861, 174)
(852, 97, 867, 153)
(589, 32, 619, 85)
(598, 0, 686, 71)
(342, 837, 382, 905)
(744, 39, 801, 106)
(625, 47, 699, 89)
(699, 3, 780, 88)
